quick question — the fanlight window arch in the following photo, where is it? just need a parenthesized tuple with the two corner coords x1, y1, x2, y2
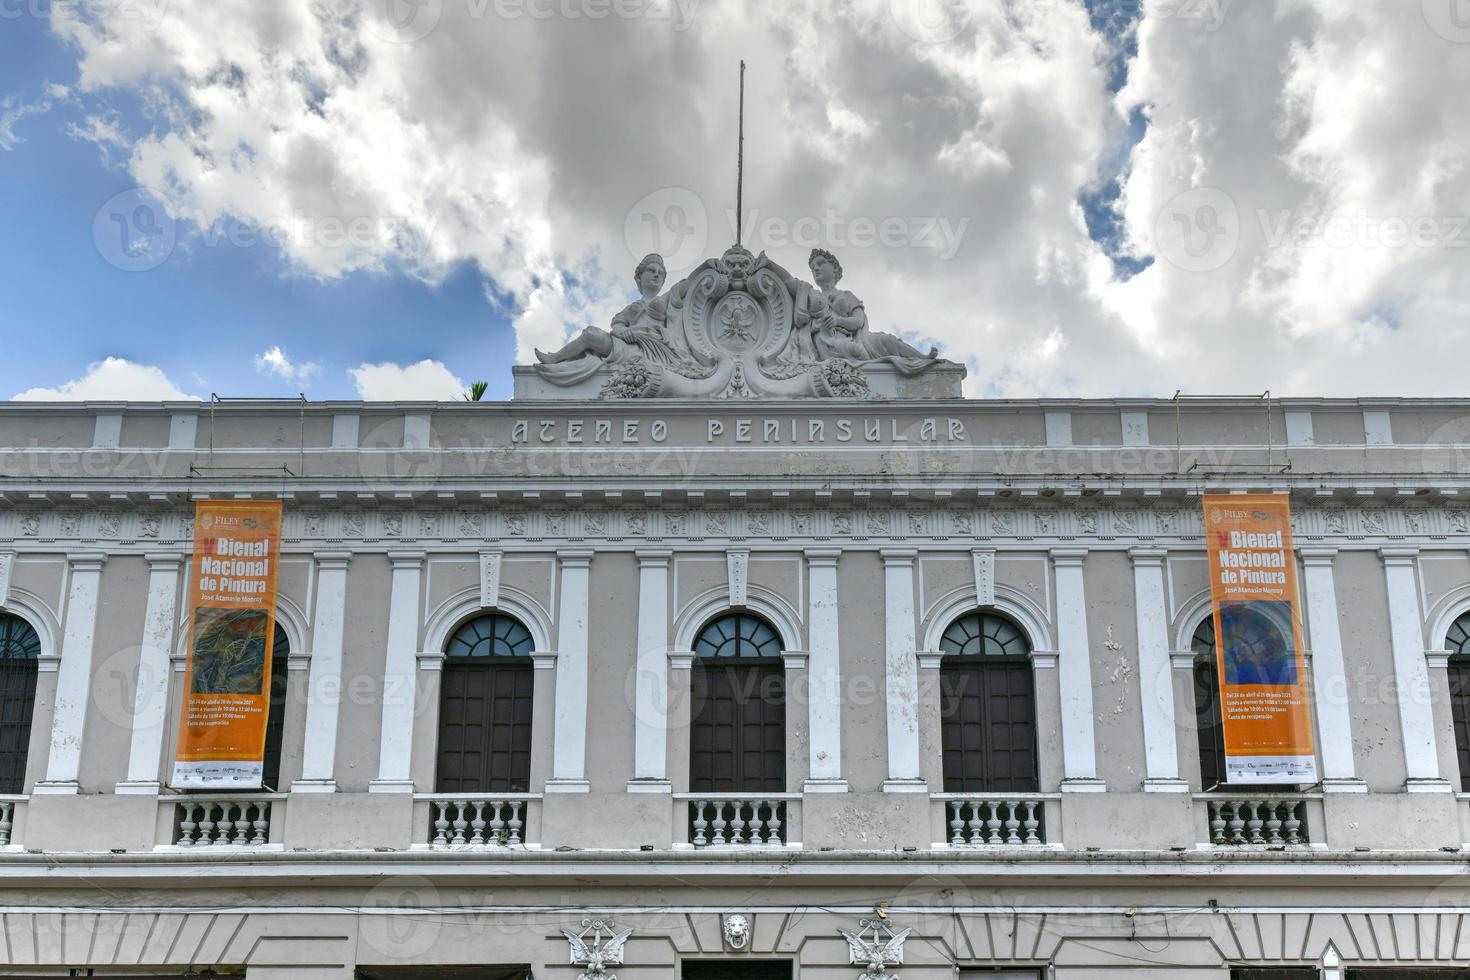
(446, 614, 536, 659)
(0, 613, 43, 794)
(939, 612, 1038, 793)
(690, 613, 786, 794)
(1191, 616, 1229, 791)
(436, 613, 536, 793)
(693, 613, 784, 660)
(1446, 611, 1470, 791)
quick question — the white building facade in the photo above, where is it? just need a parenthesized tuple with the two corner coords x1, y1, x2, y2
(0, 391, 1469, 980)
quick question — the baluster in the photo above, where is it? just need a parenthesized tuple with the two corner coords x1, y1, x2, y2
(1246, 801, 1265, 844)
(451, 802, 468, 846)
(730, 801, 748, 844)
(1226, 802, 1246, 844)
(251, 803, 270, 846)
(232, 802, 252, 845)
(711, 803, 728, 845)
(507, 801, 524, 846)
(198, 805, 217, 846)
(0, 803, 12, 847)
(949, 801, 964, 845)
(692, 801, 709, 846)
(767, 802, 783, 845)
(1209, 802, 1227, 844)
(1283, 802, 1303, 846)
(965, 801, 983, 845)
(749, 801, 767, 845)
(1004, 801, 1021, 845)
(469, 801, 487, 846)
(177, 804, 199, 846)
(1023, 801, 1041, 845)
(216, 804, 236, 844)
(488, 801, 507, 845)
(1264, 803, 1284, 845)
(985, 801, 1003, 844)
(433, 802, 450, 848)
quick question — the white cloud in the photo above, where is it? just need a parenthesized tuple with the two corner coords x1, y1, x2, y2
(12, 357, 199, 401)
(255, 345, 321, 382)
(46, 0, 1470, 397)
(0, 94, 52, 151)
(348, 360, 466, 401)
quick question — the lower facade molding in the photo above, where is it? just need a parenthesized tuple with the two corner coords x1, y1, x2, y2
(0, 899, 1467, 976)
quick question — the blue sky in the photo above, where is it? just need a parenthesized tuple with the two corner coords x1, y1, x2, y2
(0, 2, 1143, 404)
(4, 2, 1465, 400)
(0, 10, 519, 401)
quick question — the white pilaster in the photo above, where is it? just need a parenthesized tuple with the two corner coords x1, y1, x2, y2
(630, 549, 671, 791)
(1300, 549, 1364, 791)
(1052, 548, 1103, 792)
(293, 551, 351, 793)
(34, 553, 106, 795)
(370, 551, 424, 794)
(547, 549, 592, 793)
(805, 548, 846, 792)
(1381, 548, 1452, 792)
(116, 554, 183, 794)
(1130, 549, 1186, 792)
(881, 550, 924, 792)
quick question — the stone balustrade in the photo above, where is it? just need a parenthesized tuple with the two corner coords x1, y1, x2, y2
(172, 796, 281, 847)
(424, 795, 537, 848)
(1202, 795, 1314, 847)
(936, 795, 1051, 846)
(679, 794, 798, 847)
(0, 797, 20, 847)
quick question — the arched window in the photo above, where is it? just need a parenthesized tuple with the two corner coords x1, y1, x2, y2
(0, 613, 41, 795)
(1446, 612, 1470, 791)
(690, 613, 785, 792)
(436, 614, 535, 793)
(939, 612, 1037, 793)
(260, 624, 290, 791)
(1192, 616, 1229, 791)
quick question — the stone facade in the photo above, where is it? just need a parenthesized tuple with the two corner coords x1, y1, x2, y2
(0, 396, 1469, 978)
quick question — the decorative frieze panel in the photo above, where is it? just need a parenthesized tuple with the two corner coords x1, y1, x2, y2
(1, 502, 1469, 550)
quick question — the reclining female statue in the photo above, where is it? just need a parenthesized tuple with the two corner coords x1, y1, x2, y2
(762, 248, 940, 374)
(534, 253, 691, 384)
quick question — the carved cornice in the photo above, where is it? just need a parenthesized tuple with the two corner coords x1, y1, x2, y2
(1, 501, 1468, 551)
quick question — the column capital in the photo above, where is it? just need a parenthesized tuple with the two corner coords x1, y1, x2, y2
(880, 548, 918, 564)
(1426, 650, 1453, 669)
(668, 649, 695, 670)
(144, 552, 185, 570)
(1127, 547, 1168, 565)
(67, 552, 107, 570)
(1379, 546, 1420, 565)
(388, 549, 426, 565)
(1029, 650, 1059, 669)
(557, 548, 594, 567)
(1299, 547, 1339, 564)
(1050, 547, 1088, 565)
(916, 650, 945, 670)
(636, 548, 673, 565)
(313, 550, 353, 567)
(804, 547, 842, 565)
(1170, 650, 1197, 670)
(531, 649, 559, 670)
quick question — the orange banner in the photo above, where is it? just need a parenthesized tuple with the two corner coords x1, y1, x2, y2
(172, 500, 283, 789)
(1203, 494, 1317, 785)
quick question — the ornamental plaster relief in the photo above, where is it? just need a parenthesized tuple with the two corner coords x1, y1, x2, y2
(3, 502, 1470, 550)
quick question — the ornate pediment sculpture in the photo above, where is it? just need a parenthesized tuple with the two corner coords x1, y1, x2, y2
(563, 918, 633, 980)
(522, 246, 963, 400)
(840, 917, 913, 980)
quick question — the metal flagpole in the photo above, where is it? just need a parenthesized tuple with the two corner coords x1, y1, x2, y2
(736, 59, 746, 247)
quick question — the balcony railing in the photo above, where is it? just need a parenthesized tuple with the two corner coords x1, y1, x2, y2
(171, 795, 283, 847)
(421, 795, 540, 848)
(678, 794, 800, 847)
(1200, 795, 1315, 847)
(935, 795, 1053, 846)
(0, 796, 23, 847)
